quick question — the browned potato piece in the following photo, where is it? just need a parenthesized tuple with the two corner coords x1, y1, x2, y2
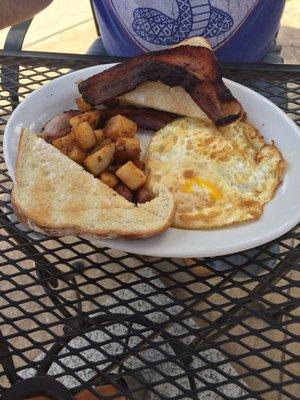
(52, 132, 76, 154)
(114, 184, 132, 202)
(94, 129, 105, 142)
(70, 110, 101, 129)
(74, 121, 96, 149)
(115, 161, 147, 190)
(115, 137, 140, 162)
(67, 145, 86, 165)
(107, 163, 123, 173)
(70, 114, 84, 128)
(89, 139, 113, 155)
(98, 138, 112, 147)
(133, 160, 145, 170)
(99, 171, 119, 188)
(135, 186, 153, 203)
(104, 114, 137, 141)
(84, 142, 115, 176)
(75, 97, 93, 112)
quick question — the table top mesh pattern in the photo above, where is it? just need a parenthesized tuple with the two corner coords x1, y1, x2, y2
(0, 54, 299, 400)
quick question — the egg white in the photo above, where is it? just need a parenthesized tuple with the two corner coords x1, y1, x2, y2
(145, 118, 286, 229)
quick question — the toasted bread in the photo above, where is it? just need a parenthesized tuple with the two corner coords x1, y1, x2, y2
(118, 37, 213, 120)
(12, 129, 174, 239)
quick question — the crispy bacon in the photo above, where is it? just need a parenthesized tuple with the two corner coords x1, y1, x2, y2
(79, 46, 243, 126)
(100, 105, 178, 130)
(41, 110, 80, 142)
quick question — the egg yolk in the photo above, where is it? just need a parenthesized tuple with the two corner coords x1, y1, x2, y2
(182, 177, 222, 200)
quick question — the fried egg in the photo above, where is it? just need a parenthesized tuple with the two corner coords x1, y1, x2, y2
(144, 118, 286, 229)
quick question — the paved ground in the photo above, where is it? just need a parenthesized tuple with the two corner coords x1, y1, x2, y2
(0, 0, 97, 54)
(278, 0, 300, 63)
(0, 0, 299, 63)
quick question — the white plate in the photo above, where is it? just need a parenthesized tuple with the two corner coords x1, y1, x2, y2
(4, 64, 300, 258)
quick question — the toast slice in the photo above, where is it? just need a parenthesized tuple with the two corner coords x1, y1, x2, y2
(11, 129, 174, 239)
(118, 37, 213, 120)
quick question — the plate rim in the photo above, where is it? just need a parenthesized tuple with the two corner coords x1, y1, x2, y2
(3, 64, 300, 258)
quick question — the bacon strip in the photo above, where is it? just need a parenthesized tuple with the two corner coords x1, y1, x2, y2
(100, 105, 178, 130)
(79, 46, 243, 126)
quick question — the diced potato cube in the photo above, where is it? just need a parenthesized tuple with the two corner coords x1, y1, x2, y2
(94, 129, 105, 142)
(98, 138, 112, 147)
(69, 114, 84, 128)
(75, 97, 93, 112)
(89, 139, 112, 155)
(52, 132, 76, 154)
(115, 161, 147, 190)
(104, 114, 137, 141)
(74, 121, 96, 149)
(115, 137, 140, 162)
(67, 145, 86, 164)
(70, 110, 101, 129)
(84, 142, 115, 176)
(99, 171, 119, 188)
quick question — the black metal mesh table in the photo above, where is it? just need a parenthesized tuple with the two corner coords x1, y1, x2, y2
(0, 52, 299, 400)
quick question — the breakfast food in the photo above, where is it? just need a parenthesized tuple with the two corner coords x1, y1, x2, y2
(99, 104, 178, 130)
(11, 36, 286, 242)
(118, 39, 215, 120)
(42, 110, 80, 142)
(145, 118, 286, 229)
(119, 81, 209, 121)
(41, 105, 154, 203)
(78, 39, 243, 126)
(11, 129, 174, 239)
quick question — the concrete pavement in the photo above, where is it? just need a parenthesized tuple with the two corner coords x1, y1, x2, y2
(0, 0, 97, 53)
